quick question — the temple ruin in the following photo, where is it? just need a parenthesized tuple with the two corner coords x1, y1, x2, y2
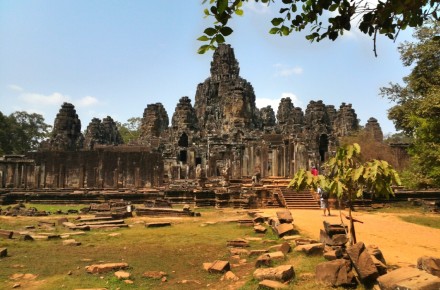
(0, 44, 384, 207)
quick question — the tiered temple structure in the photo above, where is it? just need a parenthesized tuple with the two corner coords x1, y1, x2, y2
(0, 44, 384, 207)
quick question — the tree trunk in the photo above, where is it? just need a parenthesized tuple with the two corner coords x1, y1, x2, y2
(348, 199, 357, 244)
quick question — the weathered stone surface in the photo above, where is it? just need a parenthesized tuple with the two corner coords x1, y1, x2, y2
(294, 238, 318, 246)
(0, 247, 7, 257)
(85, 263, 128, 274)
(323, 221, 347, 236)
(417, 256, 440, 277)
(84, 116, 123, 149)
(256, 254, 272, 268)
(323, 246, 343, 261)
(260, 106, 276, 129)
(221, 271, 239, 281)
(371, 255, 387, 275)
(275, 223, 295, 237)
(114, 270, 131, 279)
(365, 117, 383, 142)
(276, 210, 293, 224)
(142, 271, 167, 279)
(254, 224, 267, 233)
(268, 242, 291, 255)
(258, 279, 288, 289)
(294, 243, 324, 256)
(253, 265, 295, 282)
(62, 239, 81, 246)
(40, 102, 84, 151)
(346, 242, 379, 283)
(320, 229, 348, 246)
(378, 267, 440, 290)
(227, 238, 250, 247)
(208, 260, 230, 273)
(229, 248, 250, 256)
(250, 249, 269, 257)
(315, 259, 355, 287)
(367, 244, 386, 264)
(139, 103, 169, 140)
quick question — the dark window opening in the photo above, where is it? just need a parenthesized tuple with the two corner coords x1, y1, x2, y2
(195, 157, 202, 165)
(319, 134, 329, 162)
(179, 150, 187, 163)
(178, 133, 189, 147)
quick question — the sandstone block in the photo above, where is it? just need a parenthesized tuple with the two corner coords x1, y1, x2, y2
(0, 247, 7, 258)
(86, 263, 128, 274)
(258, 279, 288, 289)
(276, 210, 293, 224)
(142, 271, 167, 279)
(346, 242, 379, 283)
(254, 224, 267, 233)
(227, 238, 249, 247)
(315, 259, 355, 287)
(209, 260, 230, 273)
(378, 267, 440, 290)
(221, 271, 239, 281)
(417, 256, 440, 277)
(63, 239, 81, 246)
(275, 223, 294, 237)
(294, 243, 324, 256)
(253, 265, 295, 282)
(114, 270, 130, 279)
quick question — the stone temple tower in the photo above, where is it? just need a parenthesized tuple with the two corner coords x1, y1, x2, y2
(194, 44, 260, 138)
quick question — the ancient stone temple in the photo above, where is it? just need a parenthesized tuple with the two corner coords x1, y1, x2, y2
(0, 44, 384, 208)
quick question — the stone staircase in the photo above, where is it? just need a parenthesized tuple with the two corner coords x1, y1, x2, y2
(282, 189, 320, 209)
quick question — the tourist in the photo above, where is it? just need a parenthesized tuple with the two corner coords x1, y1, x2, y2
(318, 186, 331, 216)
(311, 166, 318, 176)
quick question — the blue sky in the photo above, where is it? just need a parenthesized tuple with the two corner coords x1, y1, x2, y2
(0, 1, 414, 135)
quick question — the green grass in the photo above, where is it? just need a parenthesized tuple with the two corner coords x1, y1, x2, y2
(399, 215, 440, 229)
(0, 207, 368, 289)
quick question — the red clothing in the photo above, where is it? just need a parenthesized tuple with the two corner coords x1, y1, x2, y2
(311, 168, 318, 176)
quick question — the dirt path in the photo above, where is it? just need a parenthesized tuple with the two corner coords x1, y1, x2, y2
(277, 209, 440, 267)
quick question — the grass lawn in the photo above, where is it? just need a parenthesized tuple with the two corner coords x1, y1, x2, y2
(0, 206, 339, 290)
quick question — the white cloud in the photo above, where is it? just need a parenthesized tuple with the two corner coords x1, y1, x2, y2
(8, 84, 24, 92)
(244, 0, 270, 15)
(256, 97, 281, 109)
(256, 92, 303, 111)
(281, 92, 303, 108)
(274, 63, 303, 77)
(77, 95, 99, 107)
(20, 92, 70, 105)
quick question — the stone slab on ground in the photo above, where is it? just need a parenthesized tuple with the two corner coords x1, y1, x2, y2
(323, 221, 347, 236)
(315, 259, 355, 287)
(294, 243, 324, 256)
(227, 238, 250, 247)
(319, 229, 348, 246)
(142, 271, 167, 279)
(208, 260, 231, 273)
(276, 210, 293, 224)
(417, 256, 440, 277)
(254, 224, 267, 233)
(275, 223, 295, 237)
(145, 222, 172, 228)
(62, 239, 81, 246)
(377, 267, 440, 290)
(346, 242, 379, 283)
(85, 262, 129, 274)
(0, 247, 7, 257)
(114, 270, 131, 279)
(258, 279, 288, 289)
(253, 265, 295, 282)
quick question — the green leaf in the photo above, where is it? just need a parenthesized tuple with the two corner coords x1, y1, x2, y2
(204, 8, 210, 16)
(217, 0, 228, 14)
(269, 27, 280, 34)
(204, 27, 217, 36)
(198, 45, 211, 54)
(281, 25, 290, 36)
(235, 9, 244, 16)
(329, 3, 338, 12)
(197, 35, 210, 41)
(215, 34, 225, 44)
(291, 4, 297, 12)
(220, 26, 233, 36)
(271, 18, 284, 26)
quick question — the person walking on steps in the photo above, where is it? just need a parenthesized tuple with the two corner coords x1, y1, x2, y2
(318, 186, 331, 216)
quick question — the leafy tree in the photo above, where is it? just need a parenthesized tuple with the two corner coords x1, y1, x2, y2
(289, 143, 401, 244)
(380, 20, 440, 188)
(116, 117, 142, 144)
(0, 111, 51, 155)
(198, 0, 439, 56)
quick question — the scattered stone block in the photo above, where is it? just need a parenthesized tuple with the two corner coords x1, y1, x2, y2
(115, 270, 131, 279)
(323, 246, 343, 261)
(0, 229, 13, 239)
(378, 267, 440, 290)
(258, 279, 288, 289)
(315, 259, 355, 287)
(371, 255, 387, 275)
(294, 243, 324, 256)
(57, 217, 69, 225)
(253, 216, 266, 224)
(227, 238, 250, 247)
(208, 260, 230, 273)
(253, 265, 295, 282)
(282, 235, 301, 241)
(250, 249, 269, 257)
(203, 263, 212, 271)
(145, 222, 171, 228)
(346, 242, 379, 283)
(256, 254, 272, 268)
(229, 248, 249, 256)
(85, 262, 128, 274)
(254, 224, 267, 233)
(367, 244, 386, 264)
(323, 221, 347, 236)
(0, 247, 7, 258)
(294, 238, 318, 246)
(417, 256, 440, 277)
(275, 223, 294, 237)
(63, 239, 81, 246)
(276, 210, 293, 224)
(268, 251, 285, 261)
(221, 271, 239, 281)
(319, 229, 348, 246)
